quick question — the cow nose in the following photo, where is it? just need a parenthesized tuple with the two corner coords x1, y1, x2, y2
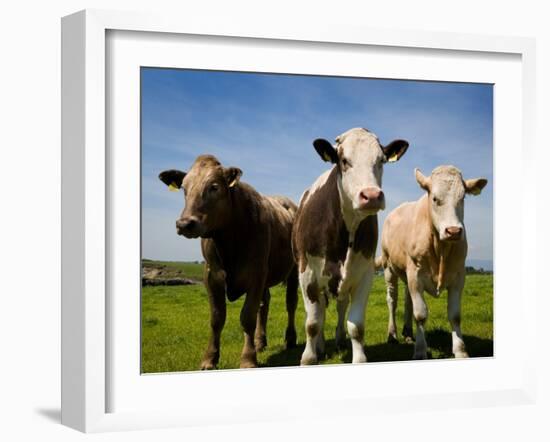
(176, 217, 198, 235)
(359, 187, 384, 202)
(359, 187, 384, 210)
(445, 226, 463, 239)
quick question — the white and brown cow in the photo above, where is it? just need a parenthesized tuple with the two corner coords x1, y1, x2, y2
(378, 165, 487, 359)
(159, 155, 298, 369)
(292, 127, 409, 365)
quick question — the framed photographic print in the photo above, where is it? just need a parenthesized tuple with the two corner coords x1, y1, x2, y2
(61, 9, 537, 433)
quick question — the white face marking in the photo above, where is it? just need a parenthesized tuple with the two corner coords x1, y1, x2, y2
(335, 128, 386, 223)
(428, 167, 466, 240)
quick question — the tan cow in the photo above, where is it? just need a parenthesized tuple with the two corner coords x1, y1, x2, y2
(377, 165, 487, 359)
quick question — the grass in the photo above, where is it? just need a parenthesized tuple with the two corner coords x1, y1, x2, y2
(141, 262, 493, 373)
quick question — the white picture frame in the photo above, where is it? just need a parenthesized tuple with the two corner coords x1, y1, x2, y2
(61, 9, 537, 433)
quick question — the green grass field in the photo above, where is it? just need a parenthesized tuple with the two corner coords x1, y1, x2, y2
(141, 261, 493, 373)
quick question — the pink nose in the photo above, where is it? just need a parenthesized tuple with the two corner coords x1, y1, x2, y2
(444, 226, 463, 239)
(358, 187, 384, 210)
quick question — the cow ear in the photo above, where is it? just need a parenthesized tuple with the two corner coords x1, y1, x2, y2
(464, 177, 488, 195)
(313, 138, 339, 164)
(415, 168, 431, 192)
(224, 167, 243, 188)
(159, 169, 186, 191)
(383, 139, 409, 163)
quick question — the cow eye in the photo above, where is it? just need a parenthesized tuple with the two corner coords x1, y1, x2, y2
(432, 196, 440, 205)
(208, 183, 219, 193)
(341, 158, 351, 168)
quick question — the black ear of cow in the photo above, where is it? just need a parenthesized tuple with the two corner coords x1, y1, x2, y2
(313, 138, 339, 164)
(383, 139, 409, 163)
(159, 169, 186, 189)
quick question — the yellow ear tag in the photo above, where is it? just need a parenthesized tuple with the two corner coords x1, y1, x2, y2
(228, 179, 237, 188)
(168, 183, 179, 192)
(387, 153, 399, 163)
(323, 153, 332, 162)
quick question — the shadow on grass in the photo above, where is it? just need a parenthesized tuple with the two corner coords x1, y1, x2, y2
(261, 337, 403, 367)
(261, 328, 493, 367)
(425, 327, 494, 358)
(260, 343, 306, 367)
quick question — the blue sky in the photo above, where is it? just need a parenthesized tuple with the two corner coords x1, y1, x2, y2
(141, 68, 493, 267)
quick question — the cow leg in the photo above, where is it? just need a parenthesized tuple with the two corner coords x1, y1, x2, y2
(408, 276, 428, 360)
(402, 285, 414, 344)
(240, 289, 263, 369)
(316, 294, 327, 358)
(284, 266, 299, 349)
(300, 266, 325, 365)
(385, 267, 399, 343)
(200, 267, 227, 370)
(335, 297, 349, 350)
(254, 289, 271, 352)
(447, 273, 468, 358)
(347, 263, 374, 364)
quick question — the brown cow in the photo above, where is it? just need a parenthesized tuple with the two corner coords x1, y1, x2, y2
(378, 165, 487, 359)
(159, 154, 298, 369)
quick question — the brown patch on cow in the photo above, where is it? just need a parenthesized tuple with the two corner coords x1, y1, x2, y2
(323, 260, 342, 298)
(306, 322, 319, 338)
(306, 279, 319, 303)
(353, 215, 378, 259)
(292, 167, 349, 273)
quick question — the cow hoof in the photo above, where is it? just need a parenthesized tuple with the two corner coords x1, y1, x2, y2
(285, 329, 297, 349)
(240, 353, 258, 369)
(240, 359, 258, 369)
(402, 326, 414, 341)
(404, 336, 415, 344)
(454, 351, 469, 358)
(200, 360, 217, 370)
(352, 354, 367, 364)
(387, 334, 399, 344)
(240, 361, 258, 369)
(300, 353, 318, 366)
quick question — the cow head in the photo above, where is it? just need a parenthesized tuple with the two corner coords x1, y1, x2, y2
(313, 127, 409, 217)
(159, 155, 242, 239)
(415, 166, 487, 242)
